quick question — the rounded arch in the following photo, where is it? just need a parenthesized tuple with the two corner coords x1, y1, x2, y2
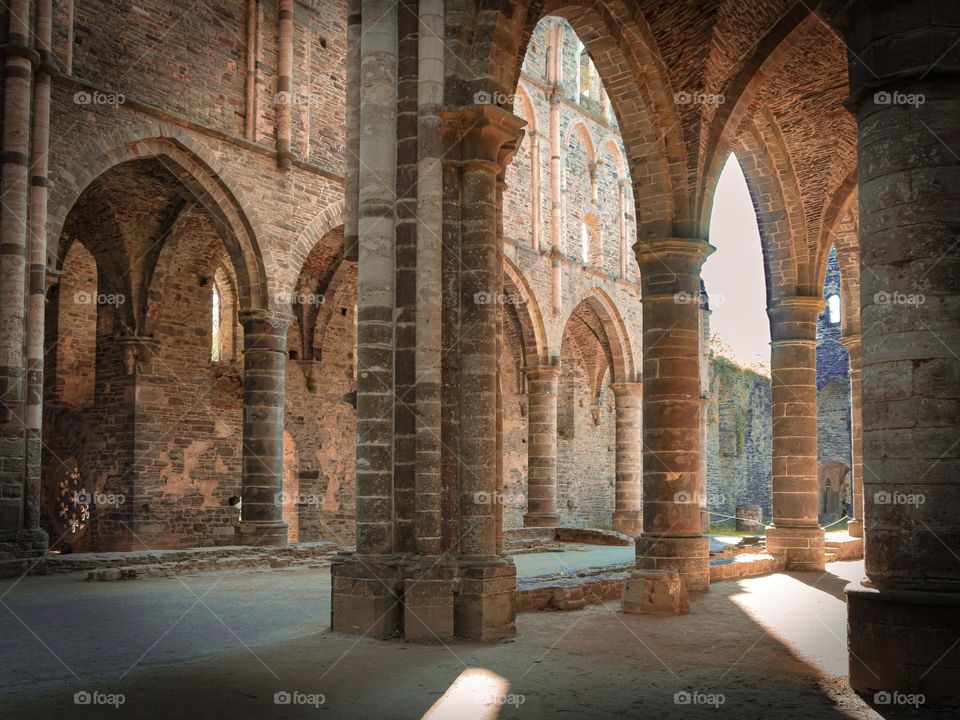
(563, 118, 596, 167)
(513, 81, 539, 136)
(462, 0, 686, 239)
(285, 199, 345, 294)
(560, 287, 637, 385)
(48, 128, 270, 312)
(503, 257, 548, 367)
(597, 136, 626, 181)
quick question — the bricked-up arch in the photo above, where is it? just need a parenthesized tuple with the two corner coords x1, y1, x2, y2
(459, 0, 687, 239)
(563, 118, 596, 167)
(48, 133, 270, 313)
(504, 257, 549, 367)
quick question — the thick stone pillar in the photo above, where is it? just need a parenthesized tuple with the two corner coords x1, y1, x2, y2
(23, 0, 53, 544)
(330, 0, 400, 640)
(841, 333, 864, 538)
(611, 381, 643, 537)
(830, 0, 960, 703)
(634, 238, 714, 591)
(0, 0, 40, 557)
(235, 311, 290, 547)
(765, 296, 825, 571)
(445, 104, 525, 640)
(523, 364, 560, 527)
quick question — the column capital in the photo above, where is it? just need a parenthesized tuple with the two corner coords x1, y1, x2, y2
(633, 237, 714, 298)
(239, 309, 293, 353)
(439, 104, 526, 171)
(238, 308, 294, 331)
(610, 381, 643, 399)
(522, 363, 561, 381)
(840, 332, 861, 352)
(767, 295, 824, 343)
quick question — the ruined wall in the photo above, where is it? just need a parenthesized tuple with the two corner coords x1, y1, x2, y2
(705, 357, 773, 521)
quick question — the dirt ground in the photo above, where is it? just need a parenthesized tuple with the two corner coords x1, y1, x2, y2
(0, 559, 949, 719)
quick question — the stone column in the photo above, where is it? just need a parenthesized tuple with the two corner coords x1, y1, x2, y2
(841, 333, 863, 538)
(0, 0, 38, 555)
(634, 238, 714, 591)
(235, 310, 291, 547)
(830, 0, 960, 703)
(523, 364, 560, 527)
(611, 381, 643, 536)
(618, 179, 628, 280)
(444, 104, 525, 641)
(330, 0, 399, 641)
(23, 0, 53, 543)
(765, 296, 825, 571)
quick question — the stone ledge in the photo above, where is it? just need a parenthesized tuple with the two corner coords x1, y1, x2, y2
(25, 541, 340, 578)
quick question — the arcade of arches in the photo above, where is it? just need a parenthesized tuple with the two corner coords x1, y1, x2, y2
(0, 0, 958, 710)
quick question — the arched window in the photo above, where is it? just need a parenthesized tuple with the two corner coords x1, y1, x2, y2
(211, 284, 222, 362)
(828, 294, 841, 325)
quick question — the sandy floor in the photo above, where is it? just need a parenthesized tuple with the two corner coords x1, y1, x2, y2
(0, 559, 946, 719)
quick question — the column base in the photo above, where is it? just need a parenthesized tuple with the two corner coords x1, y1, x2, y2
(0, 527, 49, 559)
(612, 510, 642, 537)
(847, 582, 960, 706)
(635, 535, 710, 592)
(403, 561, 457, 642)
(454, 559, 517, 641)
(330, 553, 402, 639)
(523, 513, 560, 528)
(766, 525, 824, 571)
(234, 520, 289, 547)
(847, 519, 864, 538)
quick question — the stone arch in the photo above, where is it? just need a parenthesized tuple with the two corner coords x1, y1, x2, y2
(513, 81, 539, 135)
(597, 137, 626, 181)
(814, 171, 858, 294)
(285, 199, 345, 295)
(560, 287, 636, 386)
(697, 9, 820, 228)
(563, 118, 596, 167)
(503, 256, 548, 367)
(460, 0, 686, 239)
(724, 119, 804, 305)
(48, 129, 270, 312)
